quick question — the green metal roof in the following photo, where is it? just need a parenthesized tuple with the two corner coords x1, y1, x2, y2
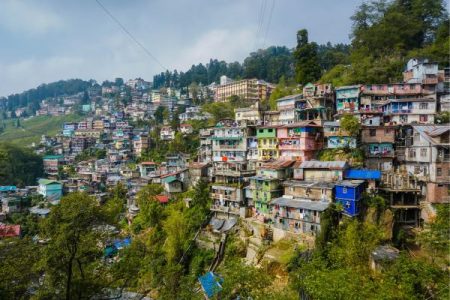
(38, 179, 61, 185)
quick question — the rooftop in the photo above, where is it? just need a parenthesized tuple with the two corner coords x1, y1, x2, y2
(271, 197, 330, 211)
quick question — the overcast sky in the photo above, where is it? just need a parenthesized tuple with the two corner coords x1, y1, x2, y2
(0, 0, 363, 96)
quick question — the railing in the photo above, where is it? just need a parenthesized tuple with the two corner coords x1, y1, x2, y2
(210, 193, 234, 201)
(366, 150, 395, 157)
(385, 109, 412, 114)
(212, 156, 246, 162)
(436, 154, 450, 162)
(210, 205, 240, 214)
(423, 78, 438, 85)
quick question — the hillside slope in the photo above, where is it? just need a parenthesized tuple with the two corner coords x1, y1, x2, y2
(0, 114, 83, 145)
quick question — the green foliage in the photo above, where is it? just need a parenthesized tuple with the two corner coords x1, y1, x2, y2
(154, 106, 166, 124)
(321, 0, 449, 84)
(243, 46, 294, 82)
(340, 114, 361, 137)
(0, 143, 43, 186)
(266, 76, 300, 110)
(0, 238, 41, 299)
(201, 102, 235, 125)
(418, 204, 450, 262)
(110, 181, 213, 298)
(293, 29, 322, 84)
(39, 192, 110, 299)
(435, 111, 450, 124)
(0, 114, 83, 145)
(219, 258, 273, 299)
(317, 148, 364, 167)
(7, 212, 40, 237)
(290, 218, 449, 299)
(4, 79, 92, 116)
(74, 148, 106, 162)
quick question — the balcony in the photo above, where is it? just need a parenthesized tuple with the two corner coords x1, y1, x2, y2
(210, 204, 240, 215)
(384, 109, 412, 115)
(366, 150, 395, 158)
(212, 156, 245, 162)
(215, 144, 244, 150)
(258, 144, 278, 150)
(211, 134, 242, 140)
(436, 153, 450, 162)
(213, 168, 255, 177)
(423, 77, 438, 85)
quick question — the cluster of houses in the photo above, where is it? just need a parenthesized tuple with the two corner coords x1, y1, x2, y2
(196, 58, 449, 240)
(1, 59, 448, 241)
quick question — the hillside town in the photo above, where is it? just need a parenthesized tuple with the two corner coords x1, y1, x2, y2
(2, 58, 448, 249)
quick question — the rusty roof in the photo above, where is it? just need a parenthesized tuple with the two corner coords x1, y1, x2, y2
(298, 160, 348, 170)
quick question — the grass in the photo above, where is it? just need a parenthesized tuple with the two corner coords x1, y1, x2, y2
(0, 114, 83, 146)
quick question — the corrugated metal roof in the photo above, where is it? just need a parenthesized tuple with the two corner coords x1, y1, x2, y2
(271, 197, 330, 211)
(299, 160, 347, 170)
(261, 159, 296, 170)
(345, 169, 381, 180)
(282, 180, 335, 189)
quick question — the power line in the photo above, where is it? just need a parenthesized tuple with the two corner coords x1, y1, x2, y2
(254, 0, 267, 51)
(95, 0, 168, 71)
(262, 0, 275, 48)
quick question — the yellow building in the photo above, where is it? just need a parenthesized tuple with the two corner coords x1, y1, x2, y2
(214, 79, 272, 103)
(257, 127, 279, 161)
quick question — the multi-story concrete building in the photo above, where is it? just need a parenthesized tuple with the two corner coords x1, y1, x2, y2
(256, 127, 279, 161)
(381, 98, 436, 124)
(404, 125, 450, 204)
(214, 79, 273, 103)
(277, 122, 323, 161)
(335, 85, 362, 114)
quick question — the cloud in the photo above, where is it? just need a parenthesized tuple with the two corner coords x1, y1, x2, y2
(0, 56, 85, 95)
(174, 28, 256, 70)
(0, 0, 63, 35)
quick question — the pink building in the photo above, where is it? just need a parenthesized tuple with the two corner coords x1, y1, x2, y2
(277, 121, 323, 161)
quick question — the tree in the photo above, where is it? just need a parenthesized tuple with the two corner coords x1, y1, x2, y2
(0, 143, 43, 187)
(39, 192, 109, 299)
(418, 204, 450, 262)
(0, 238, 41, 299)
(154, 106, 166, 123)
(293, 29, 322, 84)
(340, 114, 361, 137)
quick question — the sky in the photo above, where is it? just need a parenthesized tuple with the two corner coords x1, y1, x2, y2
(0, 0, 363, 96)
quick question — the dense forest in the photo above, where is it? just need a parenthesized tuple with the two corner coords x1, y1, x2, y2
(151, 43, 350, 89)
(0, 143, 43, 186)
(154, 0, 449, 88)
(0, 79, 94, 116)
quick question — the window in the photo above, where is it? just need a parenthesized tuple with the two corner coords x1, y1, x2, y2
(268, 129, 273, 133)
(419, 103, 428, 109)
(437, 168, 442, 176)
(370, 129, 376, 136)
(414, 165, 420, 174)
(409, 149, 416, 158)
(343, 187, 347, 194)
(420, 115, 428, 122)
(385, 129, 392, 134)
(420, 148, 427, 157)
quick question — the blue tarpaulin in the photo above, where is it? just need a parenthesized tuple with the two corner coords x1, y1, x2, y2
(0, 186, 16, 192)
(198, 272, 223, 299)
(345, 169, 381, 180)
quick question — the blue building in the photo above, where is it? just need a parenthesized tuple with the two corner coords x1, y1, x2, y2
(335, 180, 365, 217)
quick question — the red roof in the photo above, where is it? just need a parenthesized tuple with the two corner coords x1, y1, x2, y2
(180, 123, 192, 127)
(155, 195, 169, 203)
(0, 224, 21, 238)
(141, 161, 156, 165)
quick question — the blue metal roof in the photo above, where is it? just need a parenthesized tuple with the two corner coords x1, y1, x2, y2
(198, 272, 223, 299)
(0, 186, 16, 192)
(345, 169, 381, 180)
